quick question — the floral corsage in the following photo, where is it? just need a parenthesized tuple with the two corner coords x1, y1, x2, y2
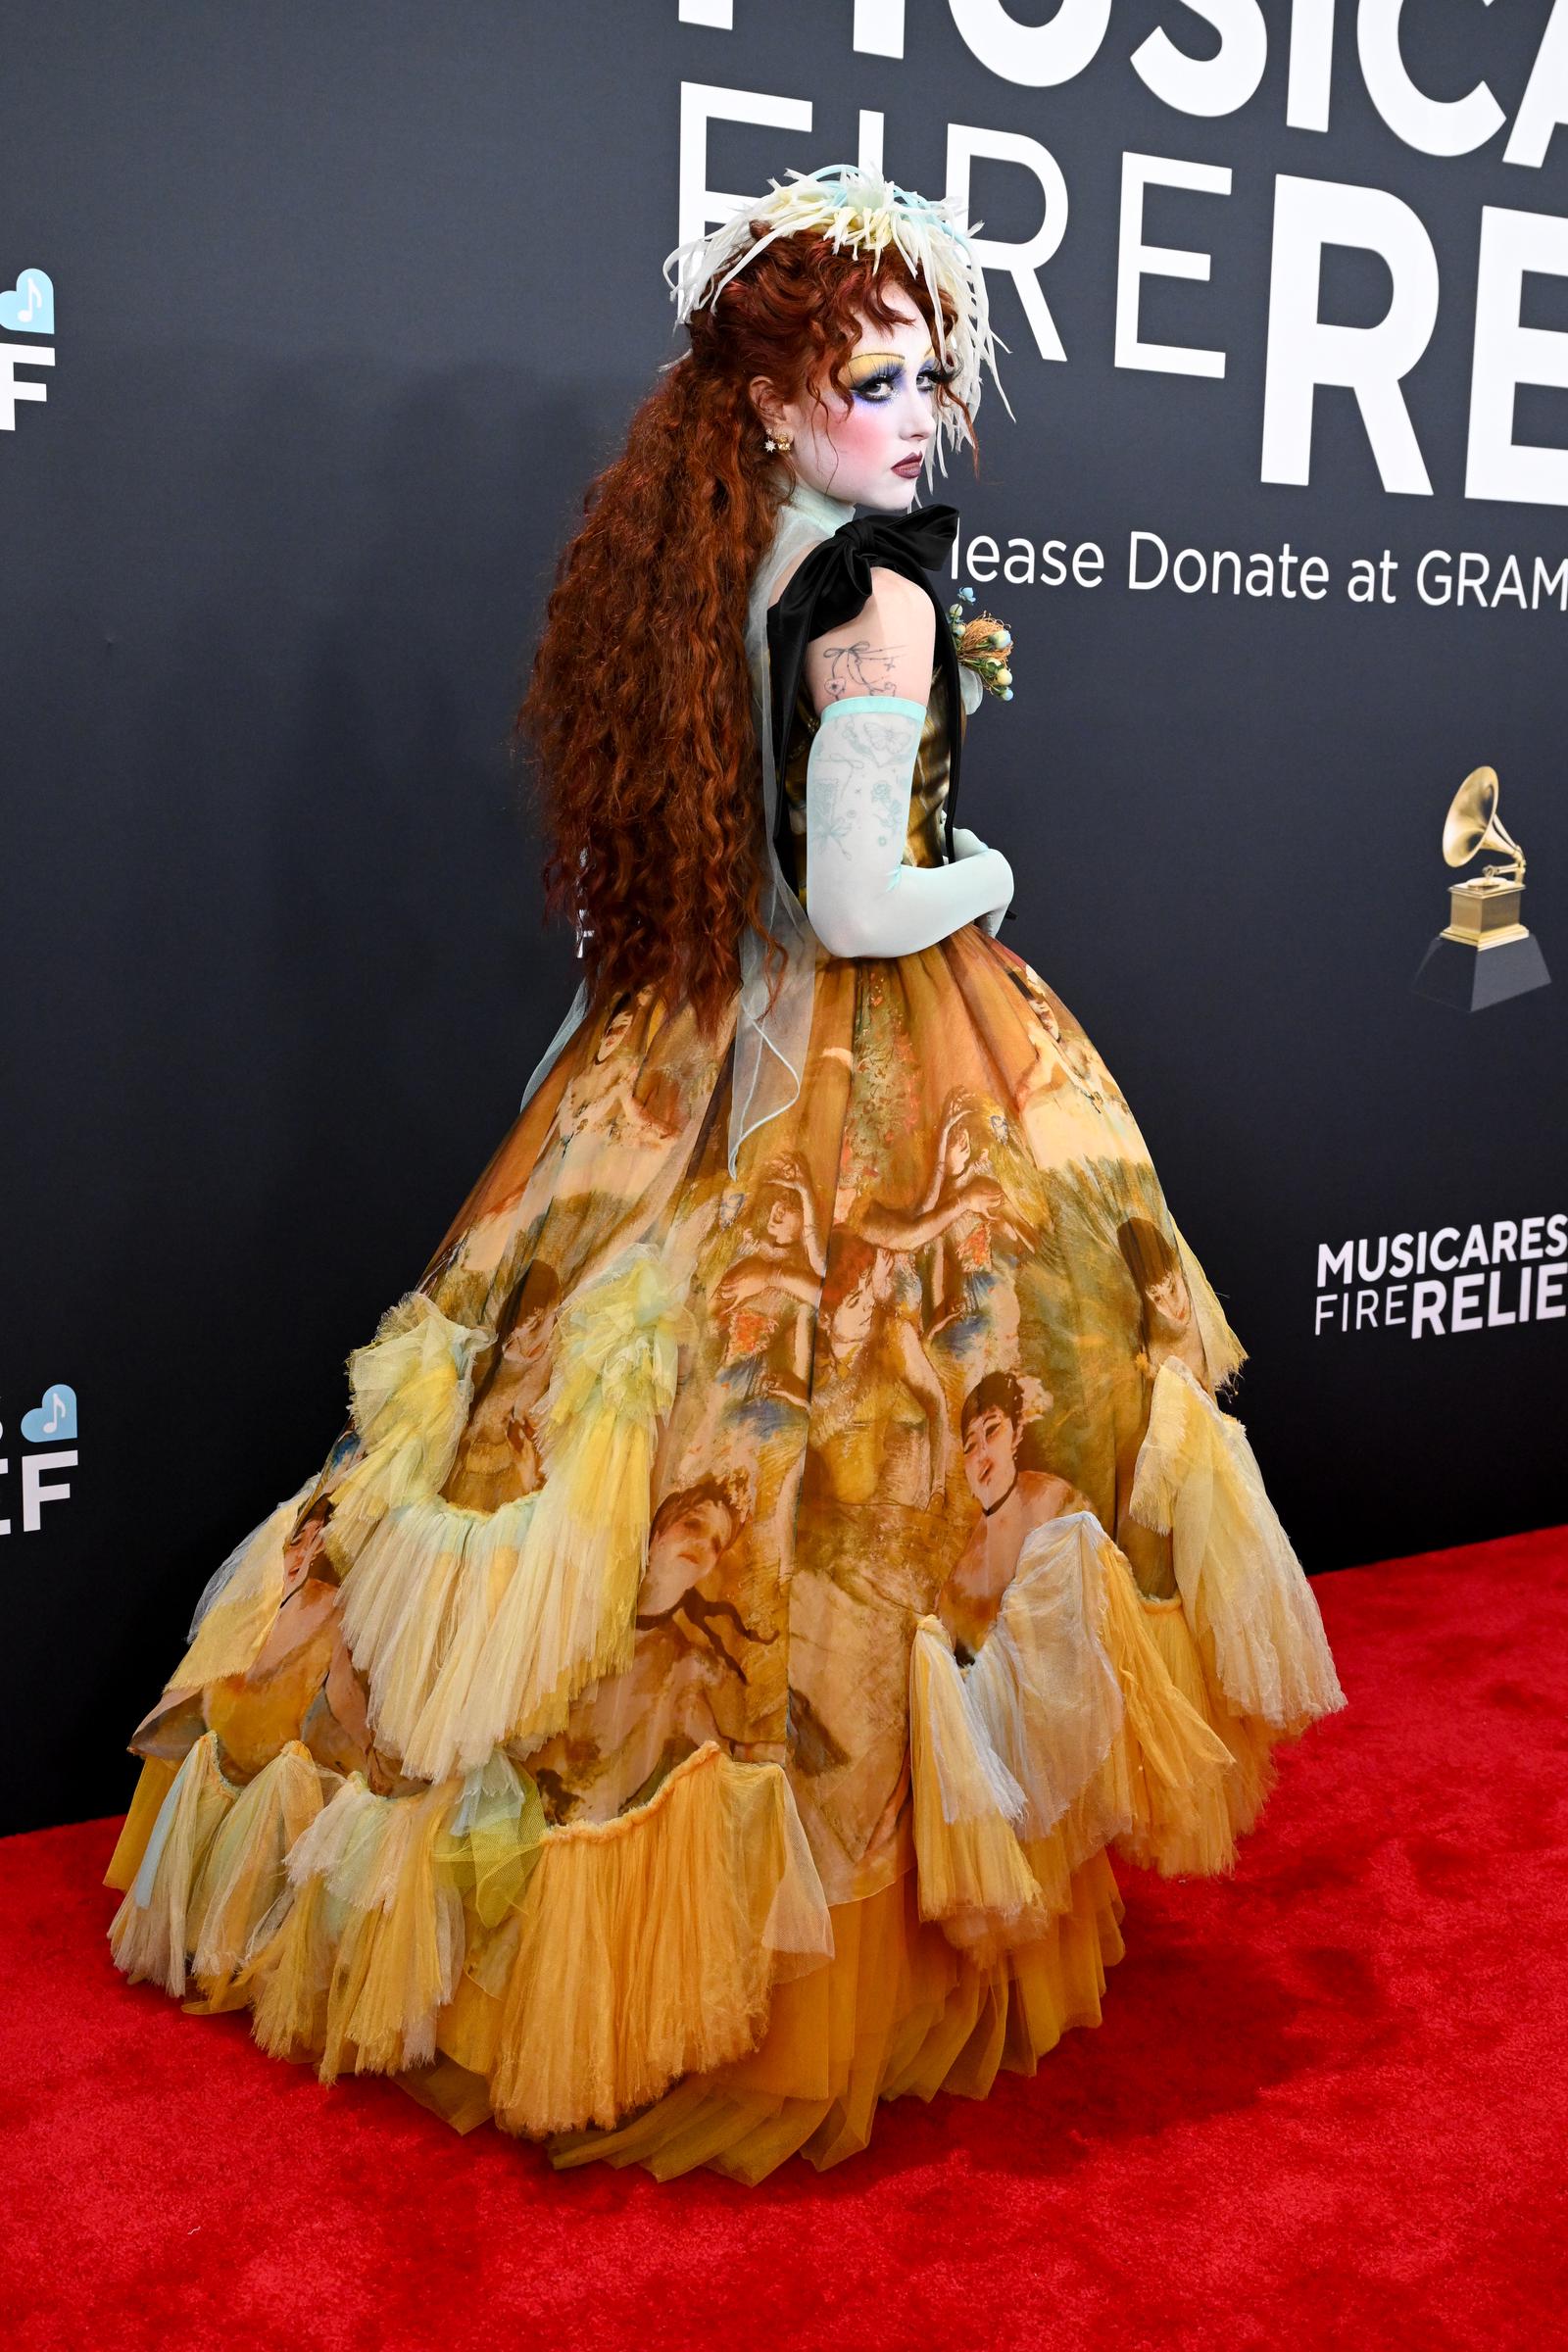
(947, 586, 1014, 712)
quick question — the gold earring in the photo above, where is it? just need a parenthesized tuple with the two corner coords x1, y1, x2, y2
(763, 430, 794, 454)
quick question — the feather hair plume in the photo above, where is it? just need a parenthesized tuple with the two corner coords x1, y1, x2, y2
(662, 163, 1010, 470)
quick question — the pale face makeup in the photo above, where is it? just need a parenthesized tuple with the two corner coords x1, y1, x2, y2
(754, 287, 950, 512)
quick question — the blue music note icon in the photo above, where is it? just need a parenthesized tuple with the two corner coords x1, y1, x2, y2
(0, 270, 55, 334)
(22, 1384, 76, 1443)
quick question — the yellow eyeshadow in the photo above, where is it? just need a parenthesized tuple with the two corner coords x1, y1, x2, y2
(841, 349, 938, 386)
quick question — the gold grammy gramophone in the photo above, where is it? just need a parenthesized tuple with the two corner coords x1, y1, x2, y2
(1411, 765, 1550, 1008)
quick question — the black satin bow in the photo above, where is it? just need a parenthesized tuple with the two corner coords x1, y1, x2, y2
(765, 503, 984, 891)
(776, 505, 961, 631)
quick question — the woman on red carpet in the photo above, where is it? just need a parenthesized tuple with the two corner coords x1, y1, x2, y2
(103, 165, 1345, 2181)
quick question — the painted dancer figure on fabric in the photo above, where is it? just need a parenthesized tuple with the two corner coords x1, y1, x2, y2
(103, 165, 1346, 2183)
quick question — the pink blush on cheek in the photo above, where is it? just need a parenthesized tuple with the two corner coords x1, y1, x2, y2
(830, 400, 905, 465)
(798, 397, 912, 502)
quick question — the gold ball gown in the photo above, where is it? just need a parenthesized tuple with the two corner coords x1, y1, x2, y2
(104, 482, 1345, 2184)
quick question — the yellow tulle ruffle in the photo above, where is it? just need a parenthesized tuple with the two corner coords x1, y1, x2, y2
(323, 1292, 491, 1567)
(1136, 1592, 1281, 1853)
(444, 1741, 832, 2133)
(102, 1523, 1239, 2180)
(159, 1475, 319, 1695)
(1129, 1356, 1348, 1732)
(108, 1733, 243, 1996)
(241, 1774, 475, 2079)
(1168, 1216, 1249, 1396)
(101, 1293, 1343, 2181)
(331, 1245, 697, 1786)
(104, 1754, 180, 1892)
(536, 1849, 1127, 2182)
(105, 1727, 840, 2149)
(909, 1512, 1238, 1968)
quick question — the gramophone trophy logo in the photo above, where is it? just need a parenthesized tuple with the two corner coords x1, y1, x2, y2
(1411, 766, 1550, 1010)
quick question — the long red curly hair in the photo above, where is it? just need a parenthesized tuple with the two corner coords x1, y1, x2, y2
(514, 230, 973, 1048)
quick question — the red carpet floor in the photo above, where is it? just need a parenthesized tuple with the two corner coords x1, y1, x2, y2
(3, 1525, 1565, 2352)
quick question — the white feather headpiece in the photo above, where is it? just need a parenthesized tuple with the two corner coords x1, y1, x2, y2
(662, 163, 1010, 461)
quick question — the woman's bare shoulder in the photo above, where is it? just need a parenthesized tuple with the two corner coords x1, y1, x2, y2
(803, 565, 935, 711)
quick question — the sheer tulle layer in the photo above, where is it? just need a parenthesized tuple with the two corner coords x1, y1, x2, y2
(103, 1739, 1123, 2185)
(102, 1542, 1327, 2180)
(108, 1737, 833, 2139)
(541, 1849, 1127, 2183)
(106, 920, 1344, 2180)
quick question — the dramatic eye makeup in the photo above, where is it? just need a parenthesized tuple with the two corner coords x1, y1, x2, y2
(841, 349, 956, 403)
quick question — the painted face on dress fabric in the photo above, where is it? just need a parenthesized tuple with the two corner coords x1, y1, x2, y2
(650, 1500, 732, 1583)
(833, 1275, 876, 1347)
(765, 288, 948, 513)
(963, 1405, 1019, 1506)
(764, 1192, 802, 1248)
(503, 1302, 554, 1367)
(1146, 1266, 1193, 1332)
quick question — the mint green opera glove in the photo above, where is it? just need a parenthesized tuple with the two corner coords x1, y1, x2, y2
(804, 696, 1013, 958)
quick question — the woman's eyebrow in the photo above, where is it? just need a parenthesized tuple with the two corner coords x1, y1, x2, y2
(842, 347, 940, 377)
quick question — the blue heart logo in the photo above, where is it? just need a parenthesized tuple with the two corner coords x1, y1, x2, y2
(0, 269, 54, 334)
(22, 1384, 76, 1443)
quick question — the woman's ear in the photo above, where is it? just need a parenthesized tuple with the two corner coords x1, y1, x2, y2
(749, 373, 787, 442)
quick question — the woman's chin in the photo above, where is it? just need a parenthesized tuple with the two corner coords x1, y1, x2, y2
(862, 477, 922, 514)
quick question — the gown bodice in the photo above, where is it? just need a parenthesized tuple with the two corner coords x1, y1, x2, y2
(777, 658, 962, 913)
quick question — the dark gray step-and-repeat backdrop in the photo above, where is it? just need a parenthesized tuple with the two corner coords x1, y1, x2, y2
(5, 3, 1564, 1838)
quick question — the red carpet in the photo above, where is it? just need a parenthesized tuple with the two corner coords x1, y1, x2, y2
(4, 1526, 1564, 2352)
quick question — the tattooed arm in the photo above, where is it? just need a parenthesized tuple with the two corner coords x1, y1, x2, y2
(804, 564, 933, 710)
(803, 570, 1012, 958)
